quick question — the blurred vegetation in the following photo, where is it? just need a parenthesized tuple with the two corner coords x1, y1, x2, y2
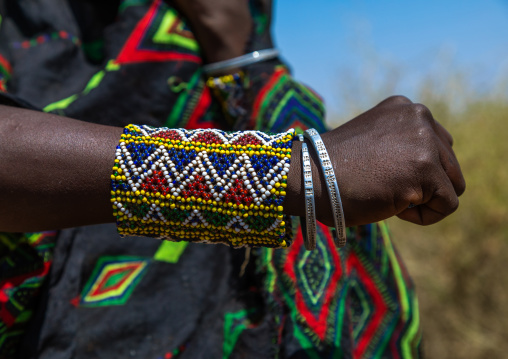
(330, 55, 508, 359)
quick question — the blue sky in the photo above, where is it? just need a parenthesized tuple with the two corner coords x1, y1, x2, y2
(274, 0, 508, 118)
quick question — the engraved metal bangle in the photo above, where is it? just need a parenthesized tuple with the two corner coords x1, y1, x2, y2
(202, 49, 280, 75)
(298, 134, 317, 250)
(303, 128, 347, 247)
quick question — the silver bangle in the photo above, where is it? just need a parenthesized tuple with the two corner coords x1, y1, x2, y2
(303, 129, 347, 247)
(298, 134, 316, 250)
(202, 49, 279, 75)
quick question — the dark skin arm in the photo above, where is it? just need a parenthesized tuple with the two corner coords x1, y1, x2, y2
(0, 105, 121, 231)
(0, 99, 465, 232)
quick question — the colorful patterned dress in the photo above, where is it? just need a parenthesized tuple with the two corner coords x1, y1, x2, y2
(0, 1, 422, 358)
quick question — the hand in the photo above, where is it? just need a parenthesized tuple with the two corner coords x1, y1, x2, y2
(286, 96, 466, 227)
(172, 0, 252, 64)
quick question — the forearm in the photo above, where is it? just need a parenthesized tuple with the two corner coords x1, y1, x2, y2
(0, 105, 121, 231)
(0, 106, 307, 233)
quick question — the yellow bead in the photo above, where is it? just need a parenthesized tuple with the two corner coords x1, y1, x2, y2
(277, 206, 284, 212)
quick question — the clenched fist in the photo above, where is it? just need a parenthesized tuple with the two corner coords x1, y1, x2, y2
(287, 96, 466, 227)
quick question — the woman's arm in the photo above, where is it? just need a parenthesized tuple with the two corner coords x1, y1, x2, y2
(0, 97, 465, 233)
(0, 105, 121, 231)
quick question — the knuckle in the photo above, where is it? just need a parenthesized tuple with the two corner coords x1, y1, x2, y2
(415, 150, 438, 173)
(444, 194, 459, 216)
(387, 95, 413, 105)
(457, 177, 466, 196)
(411, 103, 433, 120)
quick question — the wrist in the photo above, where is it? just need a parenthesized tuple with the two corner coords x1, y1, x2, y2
(284, 140, 304, 217)
(284, 139, 325, 220)
(188, 17, 251, 64)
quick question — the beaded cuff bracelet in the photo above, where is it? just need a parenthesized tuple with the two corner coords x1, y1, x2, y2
(111, 125, 296, 248)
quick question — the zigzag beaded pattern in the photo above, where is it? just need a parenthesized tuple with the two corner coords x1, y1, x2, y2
(111, 125, 296, 248)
